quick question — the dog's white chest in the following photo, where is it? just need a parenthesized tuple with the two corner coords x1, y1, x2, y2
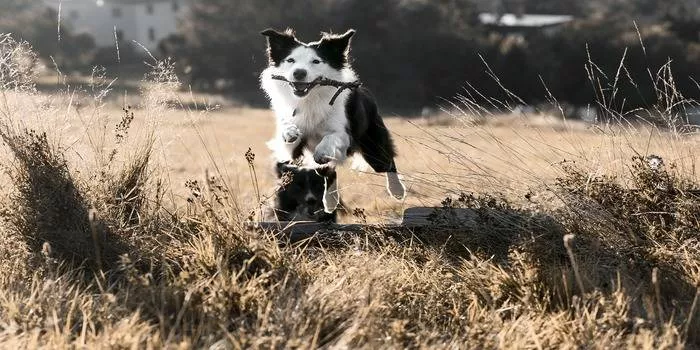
(294, 101, 342, 140)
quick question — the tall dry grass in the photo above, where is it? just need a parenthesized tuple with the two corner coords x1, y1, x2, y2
(0, 31, 698, 349)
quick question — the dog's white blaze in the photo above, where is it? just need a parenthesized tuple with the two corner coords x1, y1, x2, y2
(261, 46, 357, 165)
(304, 191, 316, 203)
(277, 46, 339, 83)
(322, 178, 339, 213)
(386, 172, 406, 200)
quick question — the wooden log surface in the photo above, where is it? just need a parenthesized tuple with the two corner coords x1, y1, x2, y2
(246, 207, 477, 239)
(400, 207, 476, 227)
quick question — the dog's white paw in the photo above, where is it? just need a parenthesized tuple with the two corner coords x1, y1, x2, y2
(313, 142, 336, 165)
(386, 172, 406, 200)
(282, 125, 301, 144)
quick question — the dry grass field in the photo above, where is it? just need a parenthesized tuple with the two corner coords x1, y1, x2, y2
(55, 102, 698, 223)
(1, 34, 700, 348)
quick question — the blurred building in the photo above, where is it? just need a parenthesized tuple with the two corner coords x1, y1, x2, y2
(43, 0, 187, 52)
(475, 0, 574, 36)
(478, 13, 574, 36)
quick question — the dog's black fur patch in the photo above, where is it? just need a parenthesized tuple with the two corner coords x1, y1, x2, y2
(291, 138, 307, 161)
(310, 30, 355, 70)
(271, 162, 339, 222)
(261, 29, 301, 67)
(345, 87, 397, 172)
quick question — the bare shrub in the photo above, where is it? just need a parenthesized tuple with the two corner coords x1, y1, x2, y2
(0, 127, 95, 264)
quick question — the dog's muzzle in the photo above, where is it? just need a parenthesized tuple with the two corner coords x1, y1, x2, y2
(291, 81, 313, 97)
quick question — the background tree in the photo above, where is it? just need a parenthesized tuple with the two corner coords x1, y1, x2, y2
(168, 0, 700, 114)
(172, 0, 485, 111)
(165, 0, 332, 103)
(0, 0, 96, 71)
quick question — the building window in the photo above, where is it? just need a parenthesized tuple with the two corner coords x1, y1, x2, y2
(112, 7, 122, 17)
(148, 27, 156, 42)
(116, 30, 124, 41)
(172, 1, 179, 12)
(146, 3, 154, 15)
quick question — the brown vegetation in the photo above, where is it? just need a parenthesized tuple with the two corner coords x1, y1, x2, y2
(0, 34, 699, 349)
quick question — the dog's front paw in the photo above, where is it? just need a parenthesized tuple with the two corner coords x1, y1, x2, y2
(282, 125, 301, 144)
(314, 138, 345, 165)
(313, 145, 337, 164)
(313, 151, 333, 165)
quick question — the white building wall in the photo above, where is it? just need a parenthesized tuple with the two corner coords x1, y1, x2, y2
(119, 5, 140, 48)
(43, 0, 186, 52)
(132, 2, 182, 50)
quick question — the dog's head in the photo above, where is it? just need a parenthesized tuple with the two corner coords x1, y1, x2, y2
(273, 162, 336, 222)
(261, 28, 355, 98)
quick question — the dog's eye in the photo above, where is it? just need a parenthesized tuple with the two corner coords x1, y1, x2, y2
(286, 58, 295, 63)
(312, 59, 321, 64)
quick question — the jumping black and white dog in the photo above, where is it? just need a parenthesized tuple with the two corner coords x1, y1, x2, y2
(260, 28, 405, 213)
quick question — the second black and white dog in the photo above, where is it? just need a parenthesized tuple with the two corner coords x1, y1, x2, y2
(260, 28, 405, 213)
(269, 162, 341, 222)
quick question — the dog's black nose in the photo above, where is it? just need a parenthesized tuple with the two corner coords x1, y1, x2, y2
(293, 69, 307, 81)
(306, 197, 317, 206)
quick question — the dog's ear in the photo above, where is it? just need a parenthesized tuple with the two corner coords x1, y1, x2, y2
(275, 161, 295, 178)
(261, 28, 298, 66)
(315, 29, 355, 69)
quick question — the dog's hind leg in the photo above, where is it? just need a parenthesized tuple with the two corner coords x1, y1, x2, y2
(357, 125, 406, 200)
(385, 163, 405, 201)
(361, 150, 405, 200)
(346, 87, 406, 200)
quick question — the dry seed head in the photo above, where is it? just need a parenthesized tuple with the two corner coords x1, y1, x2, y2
(279, 171, 293, 187)
(245, 147, 255, 164)
(41, 241, 52, 257)
(115, 106, 135, 143)
(352, 208, 367, 223)
(645, 154, 664, 171)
